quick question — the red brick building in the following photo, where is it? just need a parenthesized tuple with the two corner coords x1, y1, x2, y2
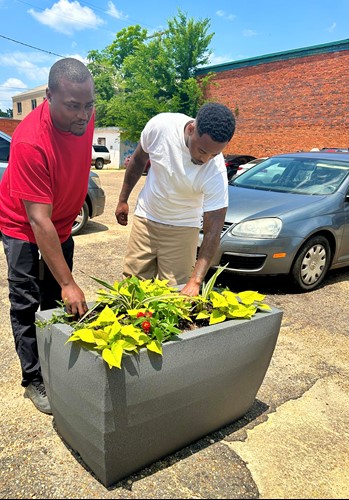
(196, 39, 349, 157)
(0, 118, 21, 136)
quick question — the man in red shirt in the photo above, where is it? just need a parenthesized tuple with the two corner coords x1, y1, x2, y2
(0, 58, 95, 414)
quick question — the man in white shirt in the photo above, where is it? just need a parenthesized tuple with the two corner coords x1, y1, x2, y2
(115, 102, 236, 296)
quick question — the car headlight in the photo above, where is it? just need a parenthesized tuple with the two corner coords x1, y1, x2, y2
(231, 218, 282, 238)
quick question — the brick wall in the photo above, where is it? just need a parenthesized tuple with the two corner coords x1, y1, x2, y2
(0, 118, 21, 136)
(202, 51, 349, 157)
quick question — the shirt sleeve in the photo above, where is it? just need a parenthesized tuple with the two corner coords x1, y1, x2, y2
(202, 157, 229, 212)
(8, 142, 53, 204)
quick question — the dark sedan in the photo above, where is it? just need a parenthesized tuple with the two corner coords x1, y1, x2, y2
(199, 151, 349, 292)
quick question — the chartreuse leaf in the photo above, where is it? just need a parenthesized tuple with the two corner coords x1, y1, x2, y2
(89, 305, 117, 327)
(238, 290, 265, 305)
(66, 328, 96, 344)
(146, 340, 162, 355)
(117, 339, 138, 351)
(196, 311, 210, 320)
(120, 324, 142, 341)
(258, 303, 272, 311)
(221, 290, 239, 305)
(102, 347, 122, 369)
(209, 309, 226, 325)
(229, 305, 256, 318)
(94, 329, 109, 342)
(209, 290, 228, 308)
(107, 320, 122, 340)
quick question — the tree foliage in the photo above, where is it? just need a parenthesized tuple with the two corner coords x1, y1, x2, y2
(0, 108, 13, 118)
(87, 10, 214, 142)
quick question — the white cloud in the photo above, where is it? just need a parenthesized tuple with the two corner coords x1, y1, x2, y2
(106, 1, 127, 20)
(216, 10, 236, 21)
(326, 22, 336, 32)
(243, 29, 257, 37)
(0, 49, 88, 110)
(0, 78, 27, 111)
(208, 53, 233, 65)
(28, 0, 104, 35)
(0, 52, 53, 81)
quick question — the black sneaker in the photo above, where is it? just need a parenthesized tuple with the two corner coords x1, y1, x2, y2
(24, 380, 52, 415)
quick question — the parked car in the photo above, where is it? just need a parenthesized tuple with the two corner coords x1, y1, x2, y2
(198, 151, 349, 292)
(124, 154, 151, 175)
(321, 147, 349, 153)
(234, 157, 269, 176)
(0, 130, 105, 236)
(91, 144, 111, 170)
(224, 154, 256, 180)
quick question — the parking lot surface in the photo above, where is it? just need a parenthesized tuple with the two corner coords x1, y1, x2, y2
(0, 169, 348, 499)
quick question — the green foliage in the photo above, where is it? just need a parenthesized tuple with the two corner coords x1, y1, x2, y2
(36, 271, 271, 370)
(87, 9, 215, 141)
(0, 108, 12, 118)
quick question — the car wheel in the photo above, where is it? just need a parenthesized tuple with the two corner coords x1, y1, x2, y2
(290, 235, 331, 292)
(95, 159, 104, 170)
(72, 201, 89, 236)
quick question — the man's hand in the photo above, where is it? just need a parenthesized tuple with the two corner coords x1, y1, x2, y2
(62, 283, 88, 318)
(115, 201, 129, 226)
(180, 281, 201, 297)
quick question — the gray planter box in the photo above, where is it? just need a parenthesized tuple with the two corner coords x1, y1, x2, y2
(36, 306, 282, 487)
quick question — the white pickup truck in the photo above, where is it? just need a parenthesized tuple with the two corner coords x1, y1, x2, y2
(91, 144, 111, 170)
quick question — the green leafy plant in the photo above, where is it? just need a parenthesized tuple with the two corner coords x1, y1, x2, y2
(36, 267, 271, 370)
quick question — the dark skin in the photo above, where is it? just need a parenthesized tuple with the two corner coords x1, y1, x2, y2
(24, 77, 95, 318)
(115, 120, 228, 297)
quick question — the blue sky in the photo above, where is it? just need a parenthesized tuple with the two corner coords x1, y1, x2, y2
(0, 0, 348, 111)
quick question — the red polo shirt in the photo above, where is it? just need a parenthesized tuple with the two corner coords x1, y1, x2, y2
(0, 100, 94, 243)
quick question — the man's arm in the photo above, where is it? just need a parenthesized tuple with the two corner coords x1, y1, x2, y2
(23, 200, 88, 318)
(180, 207, 227, 297)
(115, 143, 149, 226)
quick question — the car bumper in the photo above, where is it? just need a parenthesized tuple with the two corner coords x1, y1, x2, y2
(198, 231, 304, 276)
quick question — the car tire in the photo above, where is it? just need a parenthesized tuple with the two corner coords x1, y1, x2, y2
(290, 235, 331, 292)
(72, 201, 89, 236)
(95, 159, 104, 170)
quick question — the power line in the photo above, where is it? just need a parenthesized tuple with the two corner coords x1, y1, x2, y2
(0, 34, 64, 58)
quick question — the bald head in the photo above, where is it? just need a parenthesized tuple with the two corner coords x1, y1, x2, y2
(48, 58, 93, 92)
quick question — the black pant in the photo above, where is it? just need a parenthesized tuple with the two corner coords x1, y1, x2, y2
(2, 234, 74, 387)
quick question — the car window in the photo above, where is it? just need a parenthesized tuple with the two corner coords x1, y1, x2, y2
(231, 157, 349, 195)
(0, 136, 10, 162)
(93, 145, 109, 153)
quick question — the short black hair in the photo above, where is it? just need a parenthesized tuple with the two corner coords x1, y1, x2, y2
(196, 102, 236, 143)
(48, 58, 93, 91)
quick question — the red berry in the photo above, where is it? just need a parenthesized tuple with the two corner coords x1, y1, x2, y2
(137, 312, 145, 318)
(141, 320, 151, 332)
(145, 311, 153, 317)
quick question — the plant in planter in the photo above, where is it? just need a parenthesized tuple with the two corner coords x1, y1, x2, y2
(37, 266, 272, 370)
(35, 268, 283, 487)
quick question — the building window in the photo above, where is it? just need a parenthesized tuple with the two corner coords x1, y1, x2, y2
(31, 99, 37, 110)
(17, 102, 22, 114)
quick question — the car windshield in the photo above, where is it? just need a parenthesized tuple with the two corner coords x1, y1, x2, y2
(230, 156, 349, 195)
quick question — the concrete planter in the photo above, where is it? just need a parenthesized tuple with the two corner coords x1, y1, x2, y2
(36, 307, 282, 487)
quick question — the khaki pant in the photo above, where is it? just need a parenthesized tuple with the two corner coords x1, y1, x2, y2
(123, 216, 199, 286)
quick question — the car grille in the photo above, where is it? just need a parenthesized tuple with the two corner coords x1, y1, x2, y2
(221, 222, 231, 236)
(219, 253, 266, 271)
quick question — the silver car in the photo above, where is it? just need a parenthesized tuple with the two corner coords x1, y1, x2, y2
(199, 151, 349, 292)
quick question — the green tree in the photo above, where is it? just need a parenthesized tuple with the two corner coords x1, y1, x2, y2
(87, 10, 214, 142)
(0, 108, 13, 118)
